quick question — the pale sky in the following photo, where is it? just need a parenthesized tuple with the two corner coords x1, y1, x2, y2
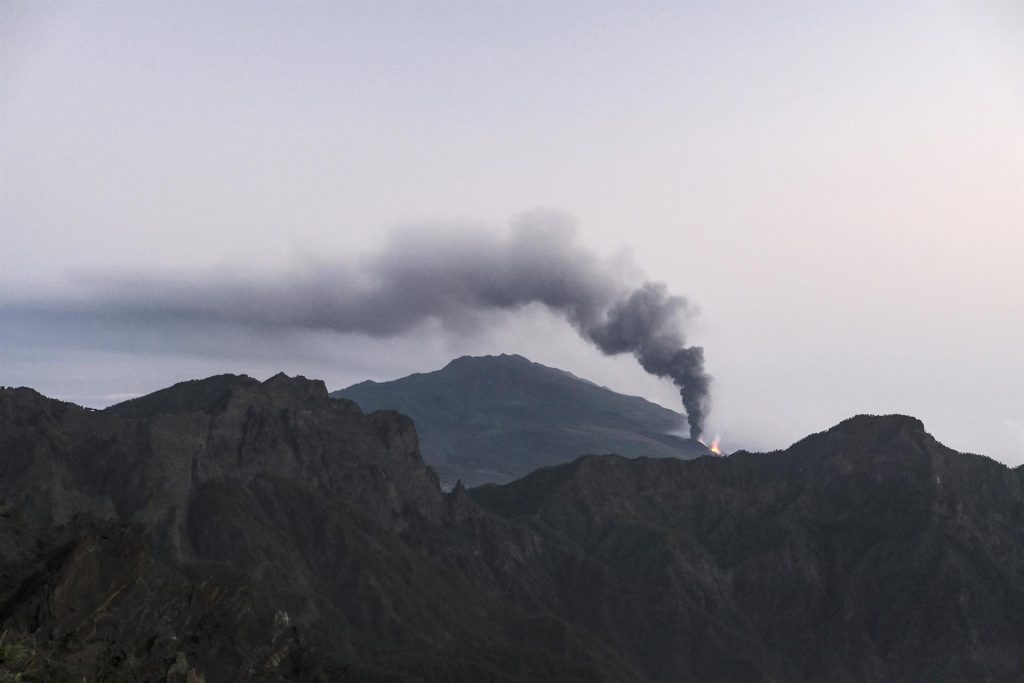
(2, 1, 1022, 464)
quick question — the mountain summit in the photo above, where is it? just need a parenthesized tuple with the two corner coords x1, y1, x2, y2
(332, 354, 709, 487)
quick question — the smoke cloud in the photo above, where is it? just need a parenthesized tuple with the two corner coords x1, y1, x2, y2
(21, 213, 712, 437)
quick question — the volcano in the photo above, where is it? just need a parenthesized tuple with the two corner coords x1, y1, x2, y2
(332, 354, 710, 487)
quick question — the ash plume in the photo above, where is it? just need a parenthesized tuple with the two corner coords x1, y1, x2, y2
(587, 283, 710, 439)
(21, 213, 712, 437)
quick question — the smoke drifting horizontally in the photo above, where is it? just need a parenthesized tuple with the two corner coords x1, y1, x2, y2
(37, 214, 713, 437)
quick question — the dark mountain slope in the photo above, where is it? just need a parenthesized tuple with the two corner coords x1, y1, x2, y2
(471, 414, 1024, 682)
(333, 354, 708, 487)
(0, 504, 338, 682)
(0, 375, 642, 681)
(1, 375, 1022, 681)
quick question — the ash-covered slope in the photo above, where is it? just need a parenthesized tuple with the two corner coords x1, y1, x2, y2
(333, 354, 708, 488)
(471, 414, 1024, 682)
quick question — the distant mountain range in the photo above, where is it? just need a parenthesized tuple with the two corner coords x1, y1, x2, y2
(0, 372, 1021, 681)
(332, 354, 709, 487)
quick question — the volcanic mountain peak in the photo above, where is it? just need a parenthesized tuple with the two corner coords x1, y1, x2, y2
(333, 354, 709, 487)
(442, 353, 606, 390)
(443, 352, 532, 369)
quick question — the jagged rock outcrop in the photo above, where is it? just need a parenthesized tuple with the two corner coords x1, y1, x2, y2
(0, 374, 443, 557)
(0, 375, 633, 681)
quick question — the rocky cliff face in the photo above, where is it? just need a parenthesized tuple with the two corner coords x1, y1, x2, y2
(0, 375, 627, 681)
(0, 376, 1022, 682)
(0, 374, 442, 557)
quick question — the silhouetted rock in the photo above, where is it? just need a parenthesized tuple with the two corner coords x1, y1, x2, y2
(472, 414, 1024, 682)
(0, 375, 631, 680)
(1, 375, 1021, 681)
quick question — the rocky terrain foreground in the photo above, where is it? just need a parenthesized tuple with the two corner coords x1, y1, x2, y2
(0, 373, 1021, 681)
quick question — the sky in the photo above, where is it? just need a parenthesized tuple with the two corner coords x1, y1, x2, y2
(2, 1, 1022, 464)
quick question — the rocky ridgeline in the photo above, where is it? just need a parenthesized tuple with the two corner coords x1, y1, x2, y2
(0, 375, 1022, 681)
(0, 374, 442, 549)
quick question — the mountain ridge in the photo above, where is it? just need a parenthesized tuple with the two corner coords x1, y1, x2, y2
(0, 374, 1021, 681)
(470, 413, 1024, 682)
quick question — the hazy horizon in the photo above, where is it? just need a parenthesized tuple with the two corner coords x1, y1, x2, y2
(2, 1, 1021, 464)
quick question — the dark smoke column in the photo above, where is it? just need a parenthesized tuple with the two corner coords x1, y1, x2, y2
(43, 215, 713, 437)
(585, 283, 710, 439)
